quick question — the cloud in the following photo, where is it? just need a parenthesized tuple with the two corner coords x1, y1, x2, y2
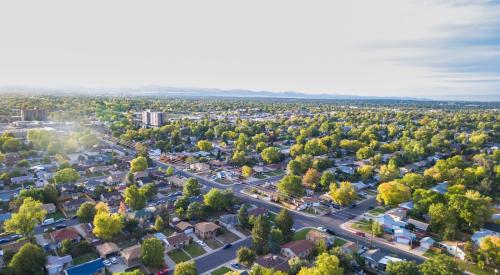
(0, 0, 498, 99)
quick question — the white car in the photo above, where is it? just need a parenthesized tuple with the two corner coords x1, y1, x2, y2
(317, 227, 327, 232)
(110, 257, 118, 264)
(196, 240, 205, 246)
(103, 260, 112, 266)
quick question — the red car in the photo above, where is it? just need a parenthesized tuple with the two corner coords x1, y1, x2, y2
(355, 231, 366, 238)
(157, 267, 169, 275)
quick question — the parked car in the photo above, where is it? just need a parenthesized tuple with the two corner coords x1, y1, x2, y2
(110, 257, 118, 264)
(355, 231, 366, 237)
(103, 260, 112, 266)
(157, 268, 169, 275)
(368, 206, 375, 210)
(55, 224, 67, 229)
(42, 218, 55, 225)
(223, 243, 232, 249)
(0, 239, 10, 244)
(317, 227, 327, 232)
(326, 228, 336, 235)
(231, 263, 241, 269)
(350, 203, 357, 208)
(196, 240, 206, 246)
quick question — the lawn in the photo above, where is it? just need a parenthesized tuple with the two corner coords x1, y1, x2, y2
(73, 252, 100, 265)
(205, 237, 223, 249)
(351, 219, 372, 233)
(267, 212, 277, 223)
(46, 210, 65, 220)
(368, 207, 387, 216)
(424, 250, 495, 275)
(293, 228, 311, 241)
(184, 243, 206, 257)
(333, 237, 347, 247)
(211, 266, 232, 275)
(167, 249, 191, 263)
(217, 230, 240, 244)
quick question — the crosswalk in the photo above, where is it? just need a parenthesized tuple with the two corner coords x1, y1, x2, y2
(329, 210, 360, 220)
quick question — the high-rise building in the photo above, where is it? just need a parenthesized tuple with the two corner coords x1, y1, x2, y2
(20, 108, 47, 121)
(141, 110, 166, 127)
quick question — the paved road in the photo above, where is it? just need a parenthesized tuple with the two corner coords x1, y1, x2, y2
(97, 135, 426, 273)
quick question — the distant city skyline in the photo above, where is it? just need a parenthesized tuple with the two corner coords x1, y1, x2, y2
(0, 0, 499, 100)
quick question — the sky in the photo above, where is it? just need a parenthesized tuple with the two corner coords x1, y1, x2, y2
(0, 0, 499, 100)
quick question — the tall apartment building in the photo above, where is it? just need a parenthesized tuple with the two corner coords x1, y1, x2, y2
(141, 110, 166, 127)
(20, 108, 48, 121)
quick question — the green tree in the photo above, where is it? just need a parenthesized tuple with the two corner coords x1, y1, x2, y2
(186, 202, 205, 220)
(356, 146, 374, 160)
(249, 265, 287, 275)
(297, 253, 343, 275)
(261, 147, 282, 164)
(386, 261, 420, 275)
(268, 228, 284, 253)
(380, 161, 400, 182)
(237, 204, 250, 229)
(197, 140, 213, 151)
(5, 197, 46, 237)
(203, 188, 225, 210)
(183, 178, 202, 197)
(357, 165, 374, 179)
(124, 184, 147, 210)
(319, 171, 335, 190)
(277, 174, 305, 198)
(275, 208, 294, 241)
(8, 243, 47, 275)
(141, 238, 165, 268)
(174, 261, 197, 275)
(2, 138, 22, 152)
(478, 236, 500, 266)
(400, 173, 427, 190)
(130, 156, 148, 173)
(303, 168, 320, 190)
(412, 189, 445, 215)
(287, 160, 302, 175)
(54, 168, 80, 184)
(371, 220, 383, 237)
(115, 271, 143, 275)
(419, 254, 461, 275)
(92, 204, 124, 240)
(330, 181, 357, 206)
(376, 181, 411, 207)
(448, 190, 492, 228)
(77, 201, 96, 223)
(166, 166, 174, 176)
(252, 215, 271, 255)
(428, 203, 458, 240)
(237, 246, 256, 267)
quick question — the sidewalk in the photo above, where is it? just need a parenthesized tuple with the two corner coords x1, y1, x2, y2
(227, 227, 247, 239)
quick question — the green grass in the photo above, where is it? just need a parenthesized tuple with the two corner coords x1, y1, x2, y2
(73, 252, 100, 265)
(351, 219, 372, 233)
(46, 210, 65, 220)
(293, 228, 311, 241)
(211, 266, 232, 275)
(424, 249, 495, 275)
(267, 212, 277, 223)
(184, 244, 205, 257)
(167, 249, 191, 263)
(333, 238, 347, 247)
(368, 207, 387, 216)
(254, 174, 266, 179)
(205, 238, 223, 249)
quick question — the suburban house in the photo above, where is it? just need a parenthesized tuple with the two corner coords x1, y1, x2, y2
(122, 244, 141, 267)
(99, 191, 122, 205)
(42, 203, 57, 214)
(363, 248, 386, 270)
(106, 173, 125, 185)
(175, 221, 194, 234)
(96, 242, 120, 258)
(280, 240, 315, 258)
(46, 255, 73, 275)
(393, 228, 414, 245)
(407, 218, 429, 232)
(376, 214, 407, 233)
(439, 241, 466, 260)
(62, 198, 91, 213)
(190, 162, 210, 172)
(341, 241, 359, 254)
(254, 254, 291, 272)
(50, 228, 81, 247)
(64, 258, 105, 275)
(430, 181, 449, 194)
(219, 214, 239, 229)
(419, 237, 435, 251)
(300, 197, 321, 207)
(165, 233, 190, 252)
(305, 229, 330, 245)
(378, 256, 403, 272)
(195, 222, 220, 239)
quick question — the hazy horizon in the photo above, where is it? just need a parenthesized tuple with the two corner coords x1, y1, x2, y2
(1, 0, 499, 100)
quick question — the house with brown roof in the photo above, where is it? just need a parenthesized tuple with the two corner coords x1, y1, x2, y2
(280, 240, 315, 258)
(306, 229, 330, 245)
(254, 254, 290, 272)
(195, 222, 220, 239)
(42, 203, 57, 214)
(96, 242, 120, 258)
(50, 228, 81, 247)
(121, 244, 141, 267)
(165, 233, 190, 252)
(175, 221, 194, 234)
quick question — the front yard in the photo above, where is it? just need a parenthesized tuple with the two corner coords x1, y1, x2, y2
(167, 249, 191, 263)
(211, 266, 232, 275)
(73, 252, 100, 265)
(217, 230, 240, 244)
(184, 243, 206, 257)
(205, 238, 223, 249)
(351, 219, 372, 233)
(293, 228, 311, 241)
(46, 210, 65, 220)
